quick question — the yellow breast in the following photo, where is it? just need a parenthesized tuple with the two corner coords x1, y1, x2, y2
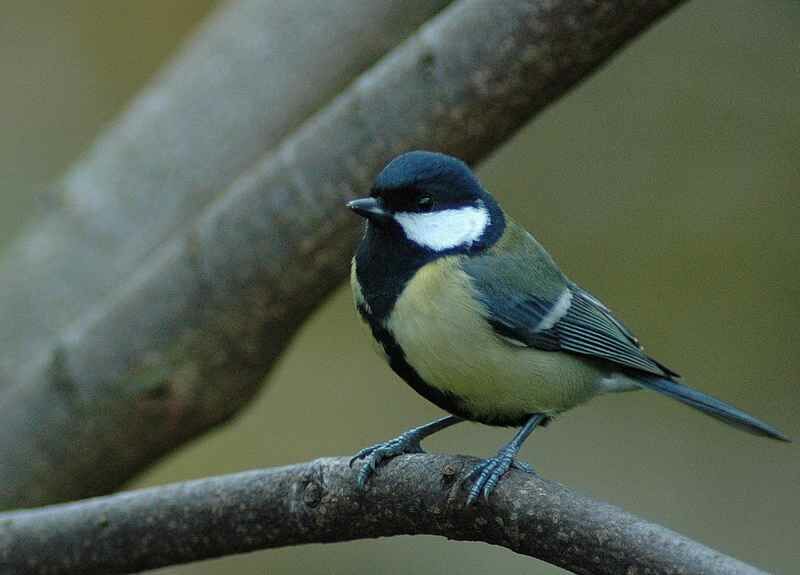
(385, 257, 601, 421)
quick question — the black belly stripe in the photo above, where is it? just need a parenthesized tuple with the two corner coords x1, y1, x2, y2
(353, 224, 547, 428)
(353, 226, 474, 415)
(357, 303, 472, 419)
(357, 303, 542, 428)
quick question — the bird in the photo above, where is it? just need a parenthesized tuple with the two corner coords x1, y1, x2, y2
(346, 150, 789, 504)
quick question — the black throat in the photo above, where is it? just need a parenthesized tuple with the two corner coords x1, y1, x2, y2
(354, 225, 432, 323)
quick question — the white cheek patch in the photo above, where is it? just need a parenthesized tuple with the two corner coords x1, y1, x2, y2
(393, 203, 490, 251)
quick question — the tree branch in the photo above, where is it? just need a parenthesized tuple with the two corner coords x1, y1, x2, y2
(0, 0, 452, 508)
(0, 455, 766, 575)
(0, 0, 452, 388)
(0, 0, 686, 508)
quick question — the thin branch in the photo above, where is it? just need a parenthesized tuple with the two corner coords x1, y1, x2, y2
(0, 455, 766, 575)
(0, 0, 686, 508)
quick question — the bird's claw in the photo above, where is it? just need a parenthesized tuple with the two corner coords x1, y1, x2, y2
(350, 432, 424, 488)
(466, 448, 535, 505)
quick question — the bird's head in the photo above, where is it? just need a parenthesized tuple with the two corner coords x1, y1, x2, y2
(347, 151, 505, 255)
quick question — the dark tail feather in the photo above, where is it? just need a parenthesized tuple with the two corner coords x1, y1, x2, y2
(638, 377, 791, 442)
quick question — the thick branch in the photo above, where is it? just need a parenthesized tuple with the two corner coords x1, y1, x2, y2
(0, 455, 765, 575)
(0, 0, 451, 386)
(0, 0, 686, 508)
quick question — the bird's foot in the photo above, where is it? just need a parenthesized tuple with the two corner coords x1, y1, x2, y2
(350, 430, 425, 488)
(466, 447, 535, 505)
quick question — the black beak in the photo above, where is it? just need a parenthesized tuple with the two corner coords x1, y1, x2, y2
(346, 197, 390, 222)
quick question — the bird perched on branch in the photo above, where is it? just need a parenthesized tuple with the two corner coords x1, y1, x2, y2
(347, 150, 789, 504)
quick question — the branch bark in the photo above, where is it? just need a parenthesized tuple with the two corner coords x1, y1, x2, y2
(0, 0, 686, 509)
(0, 455, 766, 575)
(0, 0, 452, 386)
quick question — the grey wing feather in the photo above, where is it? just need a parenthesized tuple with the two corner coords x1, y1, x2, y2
(554, 287, 678, 377)
(464, 243, 677, 378)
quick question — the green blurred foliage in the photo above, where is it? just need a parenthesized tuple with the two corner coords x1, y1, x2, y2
(1, 1, 798, 574)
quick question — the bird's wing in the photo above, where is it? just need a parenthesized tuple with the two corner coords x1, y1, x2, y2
(463, 230, 677, 378)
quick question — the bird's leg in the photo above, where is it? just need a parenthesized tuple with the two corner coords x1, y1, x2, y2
(350, 415, 463, 488)
(467, 413, 546, 505)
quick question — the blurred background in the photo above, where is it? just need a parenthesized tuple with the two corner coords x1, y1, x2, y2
(1, 1, 798, 573)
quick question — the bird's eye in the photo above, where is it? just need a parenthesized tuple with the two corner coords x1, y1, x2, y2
(416, 194, 434, 212)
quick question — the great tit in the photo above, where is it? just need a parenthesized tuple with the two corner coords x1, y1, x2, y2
(347, 150, 789, 504)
